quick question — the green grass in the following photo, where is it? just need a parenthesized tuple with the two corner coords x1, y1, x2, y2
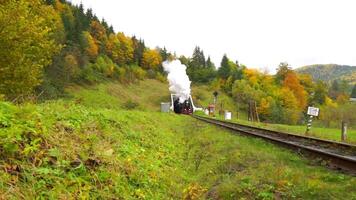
(66, 79, 171, 111)
(192, 85, 236, 111)
(1, 80, 356, 199)
(209, 113, 356, 144)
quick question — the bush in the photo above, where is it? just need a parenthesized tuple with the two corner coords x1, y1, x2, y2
(123, 100, 139, 110)
(155, 72, 167, 83)
(81, 64, 102, 84)
(132, 66, 146, 80)
(319, 103, 356, 128)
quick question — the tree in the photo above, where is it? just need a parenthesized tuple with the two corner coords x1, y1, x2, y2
(351, 84, 356, 98)
(283, 71, 307, 109)
(132, 37, 146, 65)
(81, 31, 99, 61)
(298, 74, 314, 95)
(275, 62, 292, 84)
(206, 57, 215, 69)
(58, 2, 75, 42)
(107, 32, 134, 65)
(63, 54, 80, 82)
(0, 0, 62, 100)
(141, 49, 162, 70)
(90, 20, 107, 44)
(329, 80, 340, 99)
(312, 81, 328, 105)
(159, 47, 171, 62)
(217, 54, 230, 79)
(191, 46, 206, 67)
(186, 47, 216, 83)
(279, 87, 300, 124)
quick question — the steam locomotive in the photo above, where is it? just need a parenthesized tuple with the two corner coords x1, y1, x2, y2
(170, 94, 201, 115)
(173, 99, 193, 114)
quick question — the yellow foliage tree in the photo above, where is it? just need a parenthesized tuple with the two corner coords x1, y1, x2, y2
(105, 33, 134, 65)
(90, 20, 107, 44)
(141, 49, 162, 70)
(82, 31, 99, 61)
(63, 54, 80, 81)
(0, 0, 62, 100)
(116, 32, 134, 65)
(258, 97, 272, 116)
(243, 68, 260, 87)
(279, 87, 300, 124)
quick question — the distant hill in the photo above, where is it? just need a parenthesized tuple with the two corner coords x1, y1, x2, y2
(296, 64, 356, 85)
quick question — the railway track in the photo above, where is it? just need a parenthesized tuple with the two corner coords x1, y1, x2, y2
(193, 115, 356, 175)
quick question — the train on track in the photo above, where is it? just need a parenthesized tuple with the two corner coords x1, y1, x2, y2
(170, 94, 202, 114)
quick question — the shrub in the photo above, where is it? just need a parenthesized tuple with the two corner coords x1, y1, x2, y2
(132, 66, 146, 80)
(123, 100, 139, 110)
(155, 72, 167, 83)
(81, 64, 102, 84)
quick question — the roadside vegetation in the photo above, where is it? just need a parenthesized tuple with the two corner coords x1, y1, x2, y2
(1, 0, 355, 128)
(1, 0, 356, 199)
(1, 90, 356, 199)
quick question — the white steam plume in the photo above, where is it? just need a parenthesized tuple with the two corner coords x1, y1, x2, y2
(163, 60, 191, 103)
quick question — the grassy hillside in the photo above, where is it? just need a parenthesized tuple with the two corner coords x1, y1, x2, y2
(1, 80, 356, 199)
(67, 79, 171, 111)
(296, 64, 356, 84)
(67, 79, 240, 114)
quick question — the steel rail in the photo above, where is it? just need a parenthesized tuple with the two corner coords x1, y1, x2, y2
(193, 115, 356, 175)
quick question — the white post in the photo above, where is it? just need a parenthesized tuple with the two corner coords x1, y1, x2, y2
(341, 121, 347, 142)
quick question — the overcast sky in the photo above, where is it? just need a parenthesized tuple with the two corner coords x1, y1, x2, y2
(70, 0, 356, 73)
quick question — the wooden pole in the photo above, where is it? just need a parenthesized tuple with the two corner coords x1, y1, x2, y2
(341, 121, 347, 142)
(254, 101, 260, 122)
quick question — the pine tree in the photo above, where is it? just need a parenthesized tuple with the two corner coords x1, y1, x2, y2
(191, 46, 206, 68)
(206, 56, 215, 69)
(217, 54, 230, 79)
(132, 36, 146, 65)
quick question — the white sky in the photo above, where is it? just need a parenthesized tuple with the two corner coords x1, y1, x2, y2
(70, 0, 356, 73)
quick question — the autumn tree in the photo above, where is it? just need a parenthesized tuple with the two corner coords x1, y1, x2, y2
(105, 33, 134, 65)
(0, 0, 62, 100)
(298, 74, 315, 96)
(81, 31, 99, 61)
(275, 62, 292, 84)
(279, 87, 300, 124)
(90, 20, 107, 47)
(63, 54, 80, 82)
(116, 32, 134, 65)
(282, 71, 307, 109)
(141, 49, 162, 70)
(312, 81, 328, 105)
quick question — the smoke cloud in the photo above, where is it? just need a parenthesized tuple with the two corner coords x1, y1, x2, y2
(163, 60, 191, 103)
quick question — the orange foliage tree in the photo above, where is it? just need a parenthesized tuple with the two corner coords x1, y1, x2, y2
(283, 71, 307, 109)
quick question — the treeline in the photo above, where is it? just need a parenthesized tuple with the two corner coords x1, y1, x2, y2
(1, 0, 355, 126)
(180, 48, 356, 125)
(0, 0, 172, 101)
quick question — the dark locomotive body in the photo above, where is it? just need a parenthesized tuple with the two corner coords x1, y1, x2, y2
(173, 99, 193, 115)
(170, 94, 201, 115)
(173, 99, 193, 114)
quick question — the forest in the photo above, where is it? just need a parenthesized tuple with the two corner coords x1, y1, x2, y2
(2, 0, 356, 199)
(1, 0, 355, 127)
